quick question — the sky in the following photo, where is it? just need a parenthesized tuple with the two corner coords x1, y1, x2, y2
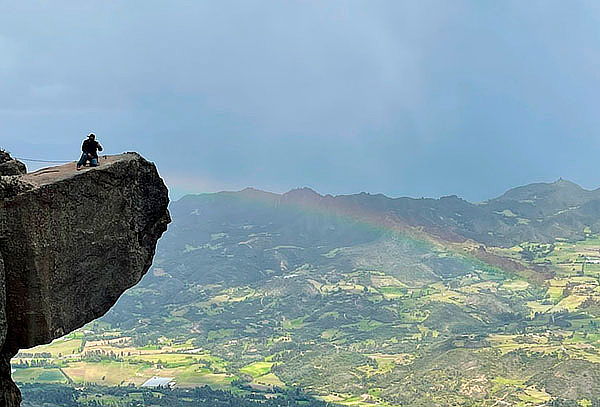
(1, 1, 600, 202)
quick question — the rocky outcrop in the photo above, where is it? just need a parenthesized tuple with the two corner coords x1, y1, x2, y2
(0, 152, 170, 406)
(0, 151, 26, 177)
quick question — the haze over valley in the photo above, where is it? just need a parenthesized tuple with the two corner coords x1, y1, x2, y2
(16, 179, 600, 406)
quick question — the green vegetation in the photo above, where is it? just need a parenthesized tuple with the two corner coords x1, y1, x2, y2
(19, 383, 336, 407)
(16, 189, 600, 406)
(13, 368, 68, 384)
(240, 361, 274, 378)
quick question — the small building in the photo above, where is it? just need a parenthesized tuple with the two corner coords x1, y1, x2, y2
(141, 376, 176, 390)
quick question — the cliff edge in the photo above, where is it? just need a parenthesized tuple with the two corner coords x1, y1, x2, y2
(0, 152, 170, 406)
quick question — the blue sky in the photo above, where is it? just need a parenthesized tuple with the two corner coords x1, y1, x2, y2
(1, 1, 600, 201)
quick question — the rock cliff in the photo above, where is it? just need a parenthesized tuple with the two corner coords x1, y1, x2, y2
(0, 152, 170, 406)
(0, 152, 26, 177)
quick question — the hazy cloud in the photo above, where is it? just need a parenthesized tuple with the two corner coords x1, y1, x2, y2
(2, 1, 600, 200)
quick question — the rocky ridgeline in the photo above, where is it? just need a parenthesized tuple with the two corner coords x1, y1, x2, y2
(0, 152, 26, 177)
(0, 151, 170, 406)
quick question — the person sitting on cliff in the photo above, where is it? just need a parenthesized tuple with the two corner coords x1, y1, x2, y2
(77, 133, 103, 169)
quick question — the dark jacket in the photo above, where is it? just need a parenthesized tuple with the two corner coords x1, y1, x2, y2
(82, 139, 103, 159)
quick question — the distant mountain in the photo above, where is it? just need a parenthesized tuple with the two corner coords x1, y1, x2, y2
(170, 180, 600, 248)
(91, 180, 600, 405)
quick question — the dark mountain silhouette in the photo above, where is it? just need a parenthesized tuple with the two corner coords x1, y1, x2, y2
(173, 179, 600, 247)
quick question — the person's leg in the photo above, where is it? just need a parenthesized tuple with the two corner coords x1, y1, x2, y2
(77, 153, 88, 168)
(89, 158, 98, 167)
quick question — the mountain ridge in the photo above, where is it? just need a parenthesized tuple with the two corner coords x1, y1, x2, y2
(85, 174, 600, 406)
(180, 178, 598, 205)
(16, 174, 600, 406)
(173, 178, 600, 247)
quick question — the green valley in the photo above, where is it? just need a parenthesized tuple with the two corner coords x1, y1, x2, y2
(15, 182, 600, 406)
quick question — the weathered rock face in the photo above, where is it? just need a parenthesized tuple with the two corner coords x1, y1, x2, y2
(0, 151, 26, 176)
(0, 152, 170, 406)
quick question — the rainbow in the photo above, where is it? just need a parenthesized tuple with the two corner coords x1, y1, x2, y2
(173, 184, 513, 279)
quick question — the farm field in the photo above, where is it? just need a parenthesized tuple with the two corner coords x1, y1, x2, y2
(14, 336, 239, 389)
(15, 231, 600, 407)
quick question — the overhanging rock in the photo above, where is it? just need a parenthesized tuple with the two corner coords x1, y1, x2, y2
(0, 152, 170, 406)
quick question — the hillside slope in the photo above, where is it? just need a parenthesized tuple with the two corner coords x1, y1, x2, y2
(86, 182, 600, 405)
